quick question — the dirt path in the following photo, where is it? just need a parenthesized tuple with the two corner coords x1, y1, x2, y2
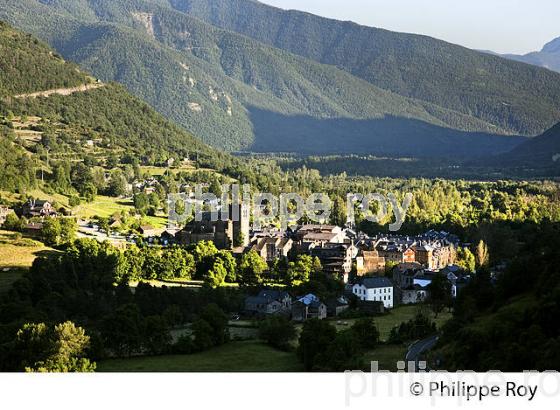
(14, 83, 105, 99)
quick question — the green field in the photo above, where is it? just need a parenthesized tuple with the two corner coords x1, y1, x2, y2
(129, 279, 204, 289)
(140, 166, 234, 182)
(168, 322, 258, 344)
(1, 189, 68, 209)
(364, 344, 408, 372)
(328, 305, 452, 341)
(76, 195, 168, 228)
(97, 341, 302, 372)
(96, 339, 406, 372)
(0, 230, 58, 292)
(1, 190, 168, 228)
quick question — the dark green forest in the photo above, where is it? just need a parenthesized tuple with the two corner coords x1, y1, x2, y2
(0, 21, 89, 97)
(0, 135, 38, 193)
(435, 221, 560, 371)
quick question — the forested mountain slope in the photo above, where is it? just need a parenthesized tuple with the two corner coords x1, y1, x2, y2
(0, 20, 89, 97)
(500, 122, 560, 166)
(0, 0, 536, 157)
(0, 21, 242, 193)
(163, 0, 560, 136)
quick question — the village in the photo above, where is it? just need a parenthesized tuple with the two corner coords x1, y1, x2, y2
(1, 190, 472, 324)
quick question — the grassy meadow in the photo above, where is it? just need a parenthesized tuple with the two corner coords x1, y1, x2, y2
(97, 340, 303, 372)
(0, 229, 58, 292)
(326, 305, 452, 341)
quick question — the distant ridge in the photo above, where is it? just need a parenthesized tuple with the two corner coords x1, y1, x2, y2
(166, 0, 560, 135)
(484, 37, 560, 73)
(502, 122, 560, 166)
(480, 121, 560, 171)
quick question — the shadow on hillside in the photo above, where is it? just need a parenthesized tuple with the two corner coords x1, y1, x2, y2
(245, 107, 526, 158)
(33, 249, 60, 259)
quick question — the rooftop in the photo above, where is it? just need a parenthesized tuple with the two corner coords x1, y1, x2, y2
(297, 294, 321, 305)
(258, 289, 290, 301)
(355, 276, 393, 289)
(302, 232, 339, 242)
(298, 224, 339, 232)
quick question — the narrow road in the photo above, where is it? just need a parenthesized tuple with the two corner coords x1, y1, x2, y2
(14, 83, 105, 99)
(405, 335, 439, 371)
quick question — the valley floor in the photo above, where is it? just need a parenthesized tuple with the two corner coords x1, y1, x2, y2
(97, 306, 450, 372)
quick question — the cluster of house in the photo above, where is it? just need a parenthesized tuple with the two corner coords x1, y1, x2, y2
(175, 204, 251, 249)
(171, 219, 355, 274)
(244, 289, 349, 321)
(0, 199, 58, 235)
(22, 199, 57, 218)
(244, 262, 470, 321)
(351, 262, 470, 309)
(172, 209, 459, 277)
(250, 224, 356, 280)
(362, 231, 459, 271)
(131, 177, 161, 195)
(238, 226, 468, 319)
(166, 208, 465, 290)
(350, 232, 467, 309)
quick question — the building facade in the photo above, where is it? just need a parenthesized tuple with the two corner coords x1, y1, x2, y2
(356, 250, 386, 275)
(177, 203, 250, 249)
(352, 277, 394, 309)
(251, 236, 293, 262)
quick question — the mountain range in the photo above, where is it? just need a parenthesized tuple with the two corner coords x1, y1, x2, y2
(2, 0, 560, 158)
(487, 37, 560, 73)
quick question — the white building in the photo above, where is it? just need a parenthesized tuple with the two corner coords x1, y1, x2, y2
(352, 277, 394, 309)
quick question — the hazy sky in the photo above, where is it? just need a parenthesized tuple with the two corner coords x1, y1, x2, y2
(259, 0, 560, 54)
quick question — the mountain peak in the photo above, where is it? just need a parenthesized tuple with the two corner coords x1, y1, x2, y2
(542, 37, 560, 53)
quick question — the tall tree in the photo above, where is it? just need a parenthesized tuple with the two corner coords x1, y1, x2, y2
(14, 321, 95, 373)
(286, 254, 315, 285)
(258, 316, 297, 351)
(476, 240, 490, 268)
(238, 250, 268, 285)
(350, 318, 380, 349)
(456, 247, 476, 273)
(297, 319, 337, 371)
(41, 218, 61, 246)
(427, 273, 452, 317)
